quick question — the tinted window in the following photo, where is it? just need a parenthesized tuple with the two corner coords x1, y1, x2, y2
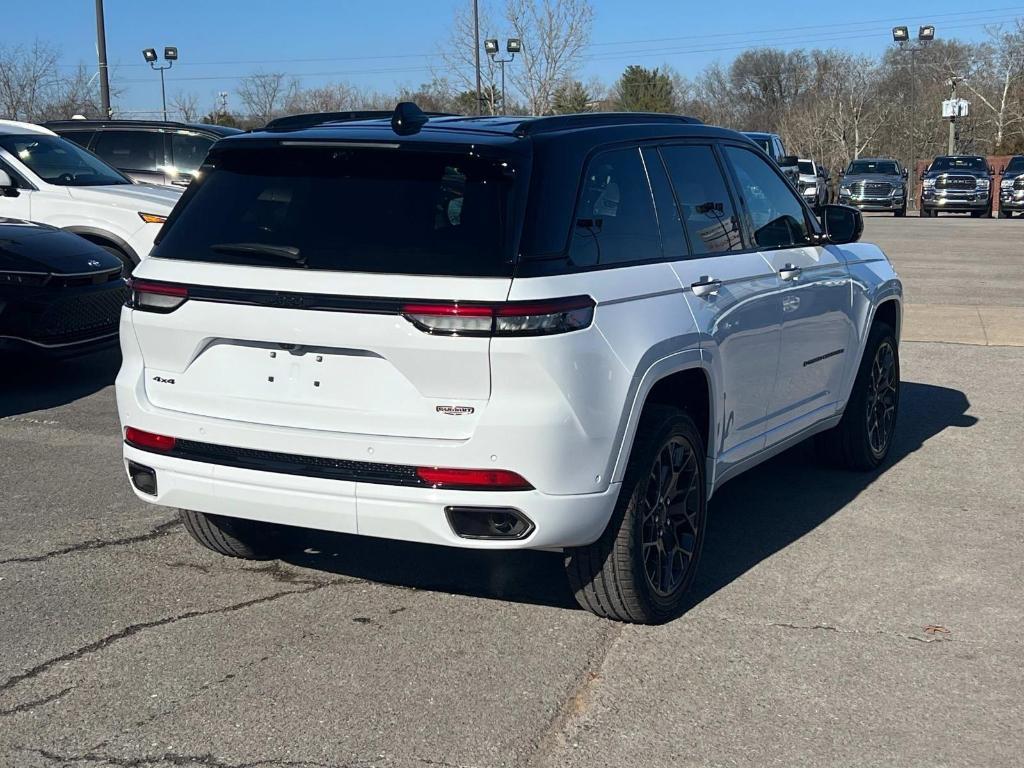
(725, 145, 810, 249)
(930, 157, 987, 172)
(153, 146, 520, 277)
(59, 130, 96, 149)
(798, 161, 814, 174)
(170, 132, 214, 174)
(569, 147, 661, 267)
(93, 130, 164, 173)
(1005, 157, 1024, 172)
(0, 134, 128, 186)
(641, 147, 688, 259)
(660, 145, 743, 256)
(847, 160, 898, 175)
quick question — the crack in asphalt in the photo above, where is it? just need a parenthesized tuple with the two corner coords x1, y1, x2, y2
(18, 746, 354, 767)
(769, 621, 953, 643)
(0, 519, 182, 565)
(0, 576, 355, 699)
(0, 686, 74, 717)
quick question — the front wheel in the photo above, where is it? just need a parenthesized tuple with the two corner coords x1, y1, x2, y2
(565, 406, 707, 624)
(819, 323, 900, 470)
(998, 208, 1011, 219)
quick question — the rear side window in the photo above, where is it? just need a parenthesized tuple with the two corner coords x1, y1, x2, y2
(59, 130, 96, 149)
(153, 146, 520, 277)
(660, 145, 743, 256)
(568, 146, 661, 267)
(170, 132, 214, 174)
(724, 145, 810, 249)
(93, 130, 164, 173)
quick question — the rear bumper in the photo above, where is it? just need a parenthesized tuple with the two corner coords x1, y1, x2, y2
(123, 443, 619, 549)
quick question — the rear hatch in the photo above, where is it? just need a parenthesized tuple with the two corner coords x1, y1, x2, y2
(130, 137, 528, 440)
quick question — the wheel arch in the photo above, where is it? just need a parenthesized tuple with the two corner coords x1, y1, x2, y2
(609, 350, 715, 487)
(61, 226, 140, 265)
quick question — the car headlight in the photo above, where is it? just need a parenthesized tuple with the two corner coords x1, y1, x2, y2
(923, 178, 935, 189)
(977, 178, 990, 189)
(1001, 178, 1014, 188)
(839, 185, 851, 195)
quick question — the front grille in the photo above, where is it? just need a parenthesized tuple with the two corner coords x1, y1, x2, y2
(1014, 177, 1024, 191)
(159, 438, 423, 487)
(935, 175, 976, 191)
(23, 284, 128, 344)
(854, 180, 893, 196)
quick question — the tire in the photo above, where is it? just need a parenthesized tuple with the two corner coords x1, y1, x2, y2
(565, 405, 707, 624)
(894, 207, 905, 217)
(998, 208, 1011, 219)
(98, 244, 136, 275)
(818, 323, 900, 471)
(179, 509, 289, 560)
(919, 207, 931, 218)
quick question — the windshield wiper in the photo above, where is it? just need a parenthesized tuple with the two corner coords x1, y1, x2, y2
(211, 242, 304, 264)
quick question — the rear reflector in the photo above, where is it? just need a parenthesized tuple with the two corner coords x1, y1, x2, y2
(401, 295, 595, 337)
(128, 279, 188, 313)
(416, 466, 533, 491)
(124, 426, 176, 452)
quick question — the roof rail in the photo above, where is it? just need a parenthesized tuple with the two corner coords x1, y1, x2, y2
(264, 109, 457, 132)
(511, 112, 702, 137)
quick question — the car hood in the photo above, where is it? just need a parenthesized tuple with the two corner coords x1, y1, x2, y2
(65, 182, 182, 213)
(841, 173, 904, 185)
(0, 218, 122, 274)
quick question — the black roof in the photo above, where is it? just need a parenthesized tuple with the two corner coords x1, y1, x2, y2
(44, 119, 242, 137)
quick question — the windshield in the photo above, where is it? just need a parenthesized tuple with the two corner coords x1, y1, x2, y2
(847, 160, 898, 175)
(1006, 157, 1024, 173)
(750, 137, 771, 154)
(930, 157, 987, 172)
(153, 145, 521, 277)
(0, 134, 130, 186)
(798, 161, 814, 175)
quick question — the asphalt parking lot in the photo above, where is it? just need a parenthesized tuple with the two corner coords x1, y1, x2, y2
(2, 216, 1023, 768)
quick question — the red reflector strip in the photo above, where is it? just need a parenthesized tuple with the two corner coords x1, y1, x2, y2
(416, 466, 533, 491)
(495, 296, 595, 316)
(128, 279, 188, 297)
(125, 427, 176, 452)
(400, 303, 493, 317)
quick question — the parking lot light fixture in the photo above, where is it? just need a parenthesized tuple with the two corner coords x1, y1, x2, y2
(918, 25, 935, 42)
(484, 39, 499, 55)
(142, 46, 177, 122)
(142, 48, 157, 63)
(892, 26, 909, 43)
(485, 38, 520, 115)
(507, 38, 522, 54)
(163, 46, 178, 61)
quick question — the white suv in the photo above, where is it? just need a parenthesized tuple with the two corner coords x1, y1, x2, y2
(0, 120, 181, 270)
(117, 107, 903, 623)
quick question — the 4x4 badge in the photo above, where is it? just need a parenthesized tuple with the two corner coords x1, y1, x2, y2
(152, 376, 176, 384)
(436, 405, 474, 416)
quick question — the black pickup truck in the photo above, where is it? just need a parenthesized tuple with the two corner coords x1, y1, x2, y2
(920, 155, 993, 218)
(997, 155, 1024, 218)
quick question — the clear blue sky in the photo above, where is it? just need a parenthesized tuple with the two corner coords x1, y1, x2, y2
(7, 0, 1022, 115)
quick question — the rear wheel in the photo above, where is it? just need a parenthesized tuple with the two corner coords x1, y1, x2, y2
(180, 509, 289, 560)
(565, 405, 707, 624)
(819, 323, 900, 471)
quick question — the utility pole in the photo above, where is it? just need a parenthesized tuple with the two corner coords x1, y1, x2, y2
(948, 78, 958, 155)
(473, 0, 482, 115)
(94, 0, 112, 117)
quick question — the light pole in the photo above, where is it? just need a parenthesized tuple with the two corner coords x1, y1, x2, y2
(484, 38, 521, 115)
(893, 24, 934, 209)
(94, 0, 112, 117)
(142, 46, 178, 121)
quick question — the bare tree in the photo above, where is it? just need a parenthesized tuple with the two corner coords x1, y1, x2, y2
(949, 23, 1024, 151)
(0, 41, 59, 121)
(237, 73, 289, 124)
(285, 81, 361, 114)
(171, 91, 200, 121)
(439, 1, 502, 114)
(505, 0, 594, 115)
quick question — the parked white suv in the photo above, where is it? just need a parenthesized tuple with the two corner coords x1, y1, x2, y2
(117, 106, 903, 623)
(0, 120, 181, 270)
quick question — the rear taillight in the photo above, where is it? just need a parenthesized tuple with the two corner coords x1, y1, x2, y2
(401, 295, 595, 337)
(124, 427, 176, 452)
(128, 279, 188, 313)
(416, 466, 533, 491)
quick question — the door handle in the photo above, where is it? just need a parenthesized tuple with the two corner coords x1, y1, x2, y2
(691, 276, 722, 298)
(779, 264, 802, 281)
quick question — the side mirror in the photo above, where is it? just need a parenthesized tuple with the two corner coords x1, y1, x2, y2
(0, 169, 18, 197)
(902, 168, 909, 179)
(821, 204, 862, 245)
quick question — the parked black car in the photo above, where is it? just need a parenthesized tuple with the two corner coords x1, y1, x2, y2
(920, 155, 993, 218)
(837, 157, 908, 216)
(0, 219, 127, 356)
(44, 120, 242, 187)
(997, 155, 1024, 218)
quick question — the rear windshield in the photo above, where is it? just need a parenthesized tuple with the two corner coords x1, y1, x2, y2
(798, 161, 813, 174)
(152, 145, 521, 277)
(930, 157, 986, 172)
(847, 160, 898, 175)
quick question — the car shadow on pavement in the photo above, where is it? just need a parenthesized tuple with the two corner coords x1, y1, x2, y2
(284, 380, 975, 614)
(0, 348, 121, 419)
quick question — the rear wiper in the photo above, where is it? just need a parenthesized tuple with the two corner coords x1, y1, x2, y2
(211, 242, 304, 264)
